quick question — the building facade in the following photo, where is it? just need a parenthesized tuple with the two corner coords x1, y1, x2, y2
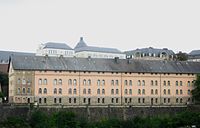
(125, 47, 175, 60)
(9, 55, 200, 106)
(188, 50, 200, 62)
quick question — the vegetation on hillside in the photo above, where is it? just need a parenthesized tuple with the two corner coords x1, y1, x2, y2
(0, 110, 200, 128)
(192, 74, 200, 103)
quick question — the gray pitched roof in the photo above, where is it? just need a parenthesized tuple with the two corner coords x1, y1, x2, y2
(0, 50, 34, 63)
(74, 37, 123, 54)
(44, 42, 73, 50)
(189, 50, 200, 55)
(12, 55, 200, 73)
(125, 47, 175, 56)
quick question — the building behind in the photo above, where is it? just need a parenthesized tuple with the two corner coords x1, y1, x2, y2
(8, 55, 200, 106)
(188, 50, 200, 62)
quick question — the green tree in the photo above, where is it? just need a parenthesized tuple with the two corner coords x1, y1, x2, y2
(175, 52, 188, 61)
(192, 74, 200, 103)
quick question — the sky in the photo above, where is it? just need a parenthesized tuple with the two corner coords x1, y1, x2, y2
(0, 0, 200, 53)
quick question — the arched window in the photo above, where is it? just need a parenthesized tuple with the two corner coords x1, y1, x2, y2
(163, 81, 166, 86)
(102, 98, 105, 103)
(38, 88, 42, 94)
(17, 78, 21, 84)
(44, 88, 47, 94)
(102, 89, 105, 94)
(129, 89, 132, 95)
(53, 79, 57, 85)
(125, 89, 128, 95)
(54, 88, 57, 94)
(73, 89, 77, 94)
(168, 81, 170, 86)
(168, 89, 170, 94)
(176, 98, 178, 103)
(155, 80, 158, 86)
(88, 89, 91, 94)
(138, 98, 141, 103)
(38, 79, 42, 85)
(176, 89, 178, 95)
(163, 89, 166, 95)
(68, 88, 72, 94)
(17, 88, 21, 94)
(59, 88, 62, 94)
(44, 98, 47, 103)
(111, 89, 114, 94)
(151, 80, 154, 86)
(138, 89, 141, 95)
(124, 80, 128, 86)
(98, 98, 100, 103)
(68, 79, 72, 85)
(142, 89, 145, 94)
(116, 89, 119, 94)
(151, 89, 154, 94)
(180, 81, 183, 86)
(43, 79, 47, 85)
(155, 89, 158, 95)
(111, 80, 114, 85)
(180, 98, 183, 103)
(180, 89, 183, 95)
(27, 88, 31, 94)
(188, 89, 191, 95)
(176, 81, 178, 86)
(39, 98, 42, 103)
(83, 88, 86, 94)
(74, 98, 76, 103)
(83, 79, 86, 85)
(69, 98, 71, 103)
(73, 79, 77, 86)
(102, 80, 105, 86)
(129, 80, 132, 86)
(58, 79, 62, 85)
(138, 80, 141, 86)
(116, 80, 119, 85)
(188, 81, 191, 86)
(22, 79, 26, 85)
(88, 79, 91, 85)
(142, 80, 145, 86)
(97, 89, 100, 94)
(97, 80, 100, 86)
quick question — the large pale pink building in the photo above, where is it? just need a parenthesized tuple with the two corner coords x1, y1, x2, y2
(9, 55, 200, 106)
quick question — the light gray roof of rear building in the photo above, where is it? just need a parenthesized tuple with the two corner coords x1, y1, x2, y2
(189, 50, 200, 55)
(44, 42, 73, 50)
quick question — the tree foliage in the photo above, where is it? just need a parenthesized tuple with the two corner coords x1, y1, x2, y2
(192, 74, 200, 103)
(175, 52, 188, 61)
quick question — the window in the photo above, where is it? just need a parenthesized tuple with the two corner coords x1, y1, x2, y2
(124, 80, 128, 86)
(74, 98, 76, 103)
(129, 80, 132, 86)
(44, 98, 47, 103)
(111, 80, 114, 85)
(142, 80, 145, 86)
(27, 88, 31, 94)
(116, 80, 119, 85)
(98, 98, 100, 103)
(54, 88, 57, 94)
(138, 80, 141, 86)
(116, 98, 118, 103)
(39, 79, 42, 85)
(125, 98, 127, 103)
(83, 88, 86, 94)
(188, 81, 190, 86)
(22, 79, 26, 85)
(43, 79, 47, 85)
(142, 98, 145, 103)
(155, 98, 158, 103)
(180, 98, 183, 103)
(83, 98, 86, 103)
(102, 98, 105, 103)
(176, 81, 178, 86)
(111, 89, 114, 94)
(97, 89, 100, 94)
(180, 81, 182, 86)
(68, 88, 72, 94)
(102, 89, 105, 95)
(68, 79, 72, 85)
(88, 89, 91, 94)
(163, 89, 166, 95)
(168, 81, 170, 86)
(163, 81, 166, 86)
(39, 98, 42, 104)
(176, 89, 178, 95)
(54, 98, 57, 103)
(17, 78, 21, 84)
(88, 79, 91, 85)
(129, 98, 132, 103)
(180, 89, 183, 95)
(39, 88, 42, 94)
(73, 89, 77, 94)
(155, 80, 158, 86)
(116, 89, 119, 94)
(59, 98, 62, 103)
(155, 89, 158, 95)
(151, 89, 154, 95)
(168, 98, 170, 103)
(58, 79, 62, 85)
(142, 89, 145, 95)
(188, 89, 191, 95)
(129, 89, 132, 95)
(69, 98, 71, 103)
(164, 98, 166, 103)
(17, 88, 20, 94)
(168, 89, 170, 95)
(151, 80, 153, 86)
(138, 89, 141, 95)
(83, 79, 86, 85)
(111, 98, 114, 103)
(44, 88, 47, 94)
(53, 79, 57, 85)
(102, 80, 105, 86)
(125, 89, 128, 95)
(138, 98, 141, 103)
(97, 80, 100, 86)
(73, 79, 77, 86)
(59, 88, 62, 94)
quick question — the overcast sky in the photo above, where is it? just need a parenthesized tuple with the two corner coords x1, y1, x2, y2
(0, 0, 199, 53)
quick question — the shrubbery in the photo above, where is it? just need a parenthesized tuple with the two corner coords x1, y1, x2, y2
(0, 110, 200, 128)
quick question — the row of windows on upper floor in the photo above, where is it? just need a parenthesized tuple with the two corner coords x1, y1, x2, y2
(37, 78, 195, 87)
(36, 88, 191, 96)
(17, 78, 31, 85)
(37, 97, 190, 105)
